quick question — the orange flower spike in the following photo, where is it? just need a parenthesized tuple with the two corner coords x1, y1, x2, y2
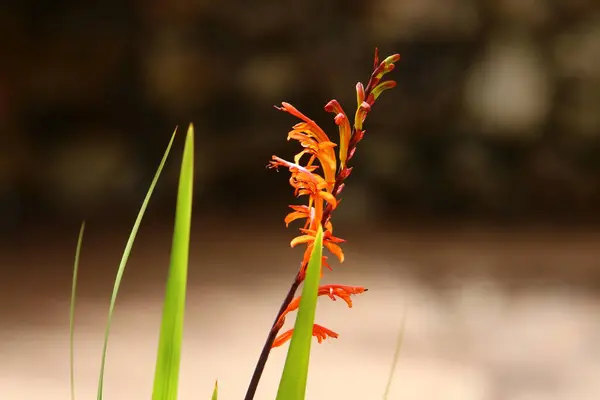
(272, 324, 339, 348)
(324, 100, 352, 170)
(365, 52, 401, 104)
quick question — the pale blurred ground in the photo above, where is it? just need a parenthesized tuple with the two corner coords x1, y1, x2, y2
(2, 218, 600, 400)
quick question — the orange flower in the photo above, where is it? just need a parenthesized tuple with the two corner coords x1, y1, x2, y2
(272, 324, 339, 348)
(276, 102, 337, 191)
(275, 284, 367, 331)
(269, 157, 336, 229)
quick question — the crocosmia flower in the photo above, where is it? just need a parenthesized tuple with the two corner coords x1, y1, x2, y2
(269, 48, 400, 349)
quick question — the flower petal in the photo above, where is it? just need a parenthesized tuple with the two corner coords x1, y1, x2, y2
(312, 324, 339, 343)
(290, 234, 315, 248)
(320, 191, 338, 209)
(324, 241, 345, 263)
(272, 329, 294, 348)
(272, 324, 339, 348)
(285, 210, 309, 227)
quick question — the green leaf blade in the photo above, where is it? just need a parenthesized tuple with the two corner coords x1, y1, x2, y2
(152, 123, 195, 400)
(69, 222, 86, 400)
(96, 128, 177, 400)
(276, 224, 324, 400)
(211, 380, 218, 400)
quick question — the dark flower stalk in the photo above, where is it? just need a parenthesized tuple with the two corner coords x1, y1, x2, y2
(244, 48, 400, 400)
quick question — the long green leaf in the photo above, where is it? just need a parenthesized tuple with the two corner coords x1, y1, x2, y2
(276, 224, 324, 400)
(152, 124, 195, 400)
(211, 380, 218, 400)
(69, 222, 86, 400)
(96, 128, 177, 400)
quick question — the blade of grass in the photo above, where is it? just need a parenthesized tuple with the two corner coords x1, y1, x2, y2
(69, 221, 86, 400)
(382, 309, 407, 400)
(96, 128, 177, 400)
(152, 124, 194, 400)
(211, 380, 218, 400)
(276, 224, 324, 400)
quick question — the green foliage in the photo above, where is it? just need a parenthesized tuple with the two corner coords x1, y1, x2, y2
(211, 380, 218, 400)
(276, 225, 324, 400)
(69, 222, 86, 400)
(96, 129, 177, 400)
(152, 124, 195, 400)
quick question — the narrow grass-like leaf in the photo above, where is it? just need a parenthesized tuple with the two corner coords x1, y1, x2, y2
(276, 225, 324, 400)
(152, 124, 194, 400)
(69, 222, 85, 400)
(96, 128, 177, 400)
(211, 380, 218, 400)
(382, 309, 407, 400)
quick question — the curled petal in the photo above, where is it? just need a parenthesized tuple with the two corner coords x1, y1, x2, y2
(291, 234, 315, 248)
(272, 324, 339, 348)
(285, 210, 309, 227)
(324, 241, 345, 263)
(325, 234, 345, 244)
(319, 284, 368, 308)
(320, 190, 338, 209)
(272, 329, 294, 348)
(313, 324, 339, 344)
(322, 255, 332, 271)
(276, 102, 330, 143)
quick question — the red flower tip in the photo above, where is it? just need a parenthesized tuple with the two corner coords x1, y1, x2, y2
(347, 147, 357, 162)
(383, 53, 401, 65)
(356, 82, 366, 106)
(339, 166, 353, 180)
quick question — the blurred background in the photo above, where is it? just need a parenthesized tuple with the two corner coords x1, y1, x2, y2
(2, 0, 600, 399)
